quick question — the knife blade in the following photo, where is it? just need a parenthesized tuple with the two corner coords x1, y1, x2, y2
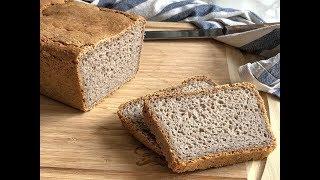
(144, 28, 225, 40)
(144, 23, 279, 40)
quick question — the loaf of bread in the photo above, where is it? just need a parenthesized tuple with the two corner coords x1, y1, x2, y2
(117, 76, 217, 155)
(143, 82, 276, 173)
(40, 1, 146, 111)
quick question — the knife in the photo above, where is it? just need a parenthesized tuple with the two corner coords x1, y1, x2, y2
(144, 28, 225, 40)
(144, 23, 279, 40)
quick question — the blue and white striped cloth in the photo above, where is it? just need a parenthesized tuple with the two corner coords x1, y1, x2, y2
(239, 53, 280, 97)
(80, 0, 280, 97)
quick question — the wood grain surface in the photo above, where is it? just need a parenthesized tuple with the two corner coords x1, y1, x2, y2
(40, 21, 279, 180)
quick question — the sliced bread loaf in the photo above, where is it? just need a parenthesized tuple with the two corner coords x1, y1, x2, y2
(143, 82, 276, 173)
(40, 1, 146, 111)
(117, 76, 217, 155)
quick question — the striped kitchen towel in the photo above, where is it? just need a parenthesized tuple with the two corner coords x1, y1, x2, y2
(80, 0, 280, 97)
(81, 0, 279, 58)
(239, 53, 280, 97)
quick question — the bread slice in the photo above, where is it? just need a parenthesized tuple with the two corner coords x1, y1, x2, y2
(40, 1, 146, 111)
(117, 76, 217, 155)
(143, 82, 276, 173)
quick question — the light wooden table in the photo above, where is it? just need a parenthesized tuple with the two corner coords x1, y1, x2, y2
(40, 22, 279, 179)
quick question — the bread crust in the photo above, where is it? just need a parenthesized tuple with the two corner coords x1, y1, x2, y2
(143, 82, 276, 173)
(117, 76, 218, 155)
(40, 0, 70, 10)
(40, 1, 146, 111)
(181, 75, 218, 86)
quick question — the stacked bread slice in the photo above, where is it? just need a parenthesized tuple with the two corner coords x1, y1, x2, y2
(117, 76, 276, 173)
(118, 76, 217, 155)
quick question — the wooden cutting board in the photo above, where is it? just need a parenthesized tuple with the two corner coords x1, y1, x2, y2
(40, 22, 279, 180)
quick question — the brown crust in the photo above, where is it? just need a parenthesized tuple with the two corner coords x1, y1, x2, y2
(143, 82, 276, 173)
(181, 75, 218, 86)
(117, 76, 218, 154)
(155, 75, 218, 95)
(40, 1, 146, 111)
(41, 1, 146, 50)
(40, 0, 71, 10)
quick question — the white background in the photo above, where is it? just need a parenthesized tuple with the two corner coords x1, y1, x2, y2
(203, 0, 280, 23)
